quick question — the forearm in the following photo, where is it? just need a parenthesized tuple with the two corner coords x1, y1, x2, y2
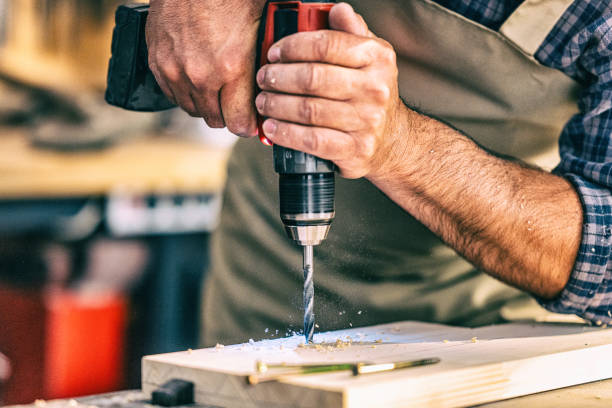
(368, 105, 583, 299)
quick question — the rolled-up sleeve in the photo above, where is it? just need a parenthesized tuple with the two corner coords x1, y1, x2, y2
(535, 9, 612, 324)
(539, 173, 612, 323)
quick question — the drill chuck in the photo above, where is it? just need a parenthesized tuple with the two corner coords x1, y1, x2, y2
(274, 144, 335, 246)
(279, 173, 335, 246)
(256, 1, 337, 248)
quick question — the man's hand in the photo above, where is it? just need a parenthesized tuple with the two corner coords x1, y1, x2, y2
(256, 3, 406, 179)
(146, 0, 266, 136)
(256, 3, 583, 301)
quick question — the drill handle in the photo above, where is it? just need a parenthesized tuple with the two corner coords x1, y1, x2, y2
(105, 4, 176, 112)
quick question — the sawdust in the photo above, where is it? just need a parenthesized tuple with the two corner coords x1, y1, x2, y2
(294, 336, 387, 352)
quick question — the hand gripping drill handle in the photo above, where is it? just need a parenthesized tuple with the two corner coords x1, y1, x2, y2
(259, 1, 337, 247)
(104, 1, 336, 246)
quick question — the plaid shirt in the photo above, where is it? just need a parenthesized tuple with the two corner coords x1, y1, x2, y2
(434, 0, 612, 324)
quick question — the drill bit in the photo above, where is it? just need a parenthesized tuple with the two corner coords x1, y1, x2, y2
(303, 245, 315, 343)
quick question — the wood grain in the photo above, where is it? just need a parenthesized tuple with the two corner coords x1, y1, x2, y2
(142, 321, 612, 408)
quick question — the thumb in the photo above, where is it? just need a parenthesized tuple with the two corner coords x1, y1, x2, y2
(329, 3, 373, 37)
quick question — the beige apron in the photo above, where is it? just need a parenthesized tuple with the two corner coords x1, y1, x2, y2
(201, 0, 581, 346)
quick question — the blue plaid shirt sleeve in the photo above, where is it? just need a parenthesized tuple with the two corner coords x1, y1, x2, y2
(437, 0, 612, 323)
(534, 2, 612, 324)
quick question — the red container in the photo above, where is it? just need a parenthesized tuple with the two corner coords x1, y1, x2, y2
(44, 290, 127, 399)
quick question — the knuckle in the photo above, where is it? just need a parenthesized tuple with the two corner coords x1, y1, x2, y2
(160, 64, 181, 83)
(184, 64, 207, 90)
(302, 64, 321, 93)
(361, 136, 376, 158)
(301, 99, 319, 124)
(220, 54, 243, 79)
(368, 83, 391, 104)
(303, 128, 321, 152)
(364, 108, 385, 129)
(379, 41, 397, 63)
(315, 34, 331, 60)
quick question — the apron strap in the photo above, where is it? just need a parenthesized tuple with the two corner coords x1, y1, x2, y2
(499, 0, 574, 56)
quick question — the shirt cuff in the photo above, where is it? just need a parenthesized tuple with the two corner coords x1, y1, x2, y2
(537, 174, 612, 323)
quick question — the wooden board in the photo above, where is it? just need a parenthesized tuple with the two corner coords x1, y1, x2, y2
(142, 321, 612, 408)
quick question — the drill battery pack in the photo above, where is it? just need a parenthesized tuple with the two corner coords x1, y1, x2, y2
(105, 4, 176, 112)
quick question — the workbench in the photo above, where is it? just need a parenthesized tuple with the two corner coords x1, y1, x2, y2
(5, 380, 611, 408)
(0, 129, 229, 199)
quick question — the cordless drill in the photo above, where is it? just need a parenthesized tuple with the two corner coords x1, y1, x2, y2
(105, 0, 337, 343)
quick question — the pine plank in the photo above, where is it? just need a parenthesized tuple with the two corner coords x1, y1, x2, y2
(142, 321, 612, 407)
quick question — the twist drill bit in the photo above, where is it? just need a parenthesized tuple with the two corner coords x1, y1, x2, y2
(303, 245, 315, 343)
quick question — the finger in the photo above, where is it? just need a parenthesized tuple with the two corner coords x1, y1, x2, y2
(268, 30, 379, 68)
(190, 89, 224, 128)
(148, 60, 177, 105)
(255, 92, 364, 132)
(262, 119, 354, 162)
(220, 74, 258, 137)
(169, 73, 200, 117)
(257, 63, 367, 100)
(329, 3, 374, 38)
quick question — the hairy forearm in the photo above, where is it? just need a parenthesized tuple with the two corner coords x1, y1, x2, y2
(368, 106, 583, 299)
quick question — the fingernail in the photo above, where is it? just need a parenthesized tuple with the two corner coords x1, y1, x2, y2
(263, 119, 277, 136)
(257, 68, 265, 87)
(255, 93, 266, 113)
(268, 46, 281, 62)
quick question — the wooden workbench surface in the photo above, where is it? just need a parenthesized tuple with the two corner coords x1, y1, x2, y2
(0, 128, 230, 198)
(5, 380, 611, 408)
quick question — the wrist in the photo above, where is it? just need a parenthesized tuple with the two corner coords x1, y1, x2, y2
(366, 104, 428, 184)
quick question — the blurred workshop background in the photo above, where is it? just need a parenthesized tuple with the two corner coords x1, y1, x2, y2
(0, 0, 237, 404)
